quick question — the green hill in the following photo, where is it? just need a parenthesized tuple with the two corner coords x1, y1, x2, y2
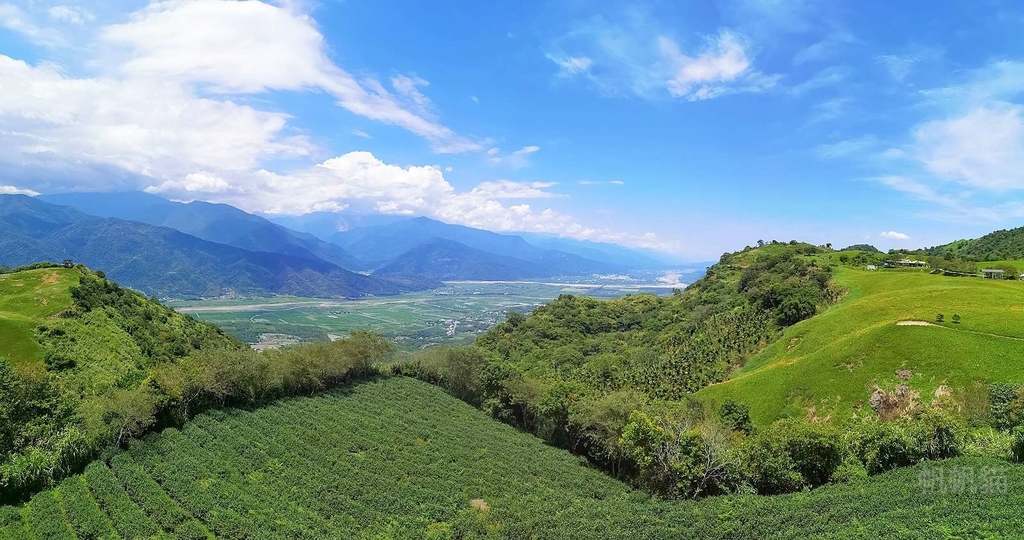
(0, 264, 243, 500)
(2, 376, 1021, 540)
(920, 226, 1024, 261)
(695, 266, 1024, 425)
(0, 267, 79, 366)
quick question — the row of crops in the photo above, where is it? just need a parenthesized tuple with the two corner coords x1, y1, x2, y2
(2, 377, 1023, 539)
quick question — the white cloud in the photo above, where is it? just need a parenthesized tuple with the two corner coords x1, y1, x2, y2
(0, 185, 39, 196)
(99, 0, 478, 153)
(147, 172, 231, 194)
(913, 104, 1024, 191)
(788, 65, 849, 95)
(549, 54, 593, 77)
(350, 129, 371, 139)
(814, 136, 880, 159)
(880, 231, 910, 241)
(0, 55, 310, 181)
(47, 5, 94, 25)
(579, 180, 625, 186)
(487, 145, 541, 168)
(467, 180, 560, 199)
(875, 48, 940, 82)
(792, 30, 855, 65)
(547, 10, 776, 101)
(136, 150, 665, 250)
(660, 31, 758, 100)
(0, 3, 61, 45)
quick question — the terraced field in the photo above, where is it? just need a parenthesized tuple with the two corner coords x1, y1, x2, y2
(3, 377, 1022, 539)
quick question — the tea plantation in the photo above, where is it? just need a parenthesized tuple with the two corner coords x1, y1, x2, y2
(2, 377, 1021, 539)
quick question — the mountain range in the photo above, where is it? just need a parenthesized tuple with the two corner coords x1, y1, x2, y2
(0, 195, 424, 299)
(2, 192, 675, 298)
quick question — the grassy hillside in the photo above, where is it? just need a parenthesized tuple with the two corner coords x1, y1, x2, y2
(0, 267, 79, 365)
(697, 266, 1024, 425)
(1, 376, 1021, 539)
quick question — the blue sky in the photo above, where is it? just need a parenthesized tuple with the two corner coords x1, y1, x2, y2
(1, 0, 1023, 259)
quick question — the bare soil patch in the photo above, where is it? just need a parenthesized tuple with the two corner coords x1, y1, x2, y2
(896, 320, 936, 327)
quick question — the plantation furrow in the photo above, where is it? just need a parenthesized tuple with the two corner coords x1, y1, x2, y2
(23, 490, 75, 540)
(83, 462, 163, 539)
(178, 423, 336, 538)
(56, 475, 120, 540)
(5, 377, 1024, 538)
(108, 453, 211, 538)
(197, 411, 368, 534)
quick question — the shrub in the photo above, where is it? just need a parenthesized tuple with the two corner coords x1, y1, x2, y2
(1010, 427, 1024, 463)
(742, 420, 846, 494)
(830, 456, 869, 484)
(989, 383, 1024, 430)
(850, 410, 966, 474)
(851, 421, 920, 474)
(719, 399, 752, 434)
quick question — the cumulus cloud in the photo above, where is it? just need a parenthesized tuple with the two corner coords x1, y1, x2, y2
(880, 231, 910, 241)
(98, 0, 478, 153)
(0, 1, 669, 253)
(913, 104, 1024, 191)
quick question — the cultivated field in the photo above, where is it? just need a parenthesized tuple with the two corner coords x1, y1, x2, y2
(172, 281, 682, 349)
(2, 376, 1021, 539)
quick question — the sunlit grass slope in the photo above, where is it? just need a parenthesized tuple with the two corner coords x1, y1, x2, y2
(0, 267, 78, 366)
(697, 267, 1024, 425)
(2, 376, 1022, 540)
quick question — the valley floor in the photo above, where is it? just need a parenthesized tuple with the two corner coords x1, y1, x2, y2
(3, 377, 1021, 539)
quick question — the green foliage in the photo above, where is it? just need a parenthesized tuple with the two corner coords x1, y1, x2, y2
(841, 244, 881, 253)
(921, 226, 1024, 261)
(719, 399, 752, 434)
(849, 410, 967, 474)
(56, 476, 116, 540)
(742, 420, 846, 494)
(3, 378, 1020, 539)
(1011, 427, 1024, 463)
(1, 265, 397, 504)
(988, 383, 1024, 431)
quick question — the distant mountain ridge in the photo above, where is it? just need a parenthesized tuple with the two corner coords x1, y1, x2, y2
(331, 216, 621, 276)
(373, 238, 548, 281)
(0, 195, 433, 299)
(40, 192, 362, 269)
(40, 191, 682, 287)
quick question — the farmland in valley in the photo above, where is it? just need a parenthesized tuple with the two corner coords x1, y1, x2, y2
(171, 279, 691, 349)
